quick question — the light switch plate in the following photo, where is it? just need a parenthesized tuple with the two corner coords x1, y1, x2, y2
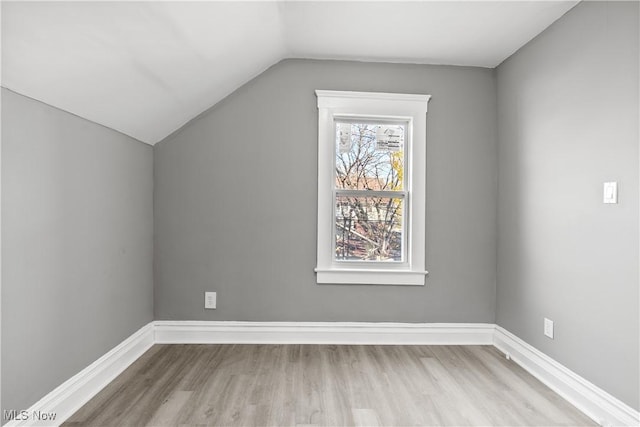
(205, 292, 217, 309)
(544, 318, 554, 339)
(603, 182, 618, 204)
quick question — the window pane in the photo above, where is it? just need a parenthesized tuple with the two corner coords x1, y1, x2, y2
(335, 196, 404, 262)
(335, 123, 405, 191)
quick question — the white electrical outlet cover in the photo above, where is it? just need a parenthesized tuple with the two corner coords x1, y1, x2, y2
(544, 318, 554, 339)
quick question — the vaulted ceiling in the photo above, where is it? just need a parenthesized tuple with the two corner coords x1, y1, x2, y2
(1, 1, 578, 145)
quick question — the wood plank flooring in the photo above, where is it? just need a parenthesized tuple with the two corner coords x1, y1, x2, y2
(63, 344, 595, 426)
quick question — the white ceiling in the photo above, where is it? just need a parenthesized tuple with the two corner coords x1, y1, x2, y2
(1, 1, 578, 145)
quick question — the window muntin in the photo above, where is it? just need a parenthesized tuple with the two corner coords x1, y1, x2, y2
(333, 120, 408, 263)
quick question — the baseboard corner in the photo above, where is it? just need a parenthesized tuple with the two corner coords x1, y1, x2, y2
(4, 322, 154, 427)
(493, 326, 640, 427)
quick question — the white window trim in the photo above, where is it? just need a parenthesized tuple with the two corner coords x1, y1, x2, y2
(314, 90, 431, 286)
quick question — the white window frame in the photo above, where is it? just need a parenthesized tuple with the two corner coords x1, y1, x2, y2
(314, 90, 430, 285)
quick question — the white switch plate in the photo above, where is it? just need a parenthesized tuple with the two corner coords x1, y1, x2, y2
(603, 182, 618, 204)
(544, 318, 554, 339)
(205, 292, 217, 309)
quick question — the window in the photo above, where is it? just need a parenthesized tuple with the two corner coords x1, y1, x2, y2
(315, 90, 430, 285)
(334, 121, 406, 263)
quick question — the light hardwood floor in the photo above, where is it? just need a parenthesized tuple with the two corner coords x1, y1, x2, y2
(63, 344, 595, 426)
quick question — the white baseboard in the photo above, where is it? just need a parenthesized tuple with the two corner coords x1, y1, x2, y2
(493, 326, 640, 427)
(4, 323, 154, 427)
(153, 321, 496, 345)
(9, 322, 639, 427)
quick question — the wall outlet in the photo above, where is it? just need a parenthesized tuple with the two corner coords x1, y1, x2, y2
(544, 318, 554, 339)
(205, 292, 217, 309)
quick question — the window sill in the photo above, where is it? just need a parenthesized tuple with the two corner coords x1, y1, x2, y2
(314, 268, 427, 286)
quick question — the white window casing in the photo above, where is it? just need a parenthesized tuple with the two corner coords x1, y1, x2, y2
(315, 90, 431, 285)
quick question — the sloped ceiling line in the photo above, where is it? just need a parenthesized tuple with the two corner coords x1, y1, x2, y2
(1, 1, 578, 145)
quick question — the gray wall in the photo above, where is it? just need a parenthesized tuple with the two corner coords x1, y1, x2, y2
(1, 89, 154, 416)
(154, 59, 497, 322)
(3, 1, 638, 416)
(496, 1, 639, 410)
